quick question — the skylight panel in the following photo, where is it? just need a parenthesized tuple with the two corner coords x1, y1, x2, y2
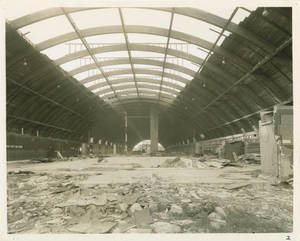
(84, 79, 106, 88)
(92, 85, 110, 93)
(85, 34, 126, 46)
(135, 74, 161, 80)
(166, 55, 200, 72)
(70, 8, 121, 29)
(18, 15, 74, 44)
(102, 64, 132, 72)
(195, 7, 235, 19)
(164, 69, 194, 80)
(94, 51, 129, 59)
(131, 51, 164, 58)
(122, 8, 171, 29)
(41, 39, 84, 60)
(140, 93, 157, 97)
(163, 77, 186, 87)
(73, 69, 101, 81)
(231, 8, 252, 24)
(108, 74, 133, 81)
(139, 88, 160, 93)
(127, 34, 167, 47)
(116, 88, 137, 93)
(172, 14, 221, 44)
(134, 64, 162, 71)
(60, 59, 82, 72)
(112, 82, 135, 87)
(100, 91, 114, 97)
(138, 82, 160, 87)
(162, 85, 181, 92)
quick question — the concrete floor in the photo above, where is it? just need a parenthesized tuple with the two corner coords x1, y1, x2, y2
(8, 155, 266, 184)
(6, 155, 293, 233)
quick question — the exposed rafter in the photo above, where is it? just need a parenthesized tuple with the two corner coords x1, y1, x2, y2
(118, 8, 140, 99)
(61, 7, 123, 107)
(158, 8, 174, 101)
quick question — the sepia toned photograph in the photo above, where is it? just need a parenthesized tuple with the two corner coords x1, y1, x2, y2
(1, 0, 297, 237)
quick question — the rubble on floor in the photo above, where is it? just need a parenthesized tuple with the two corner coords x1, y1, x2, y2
(160, 155, 254, 169)
(6, 156, 292, 234)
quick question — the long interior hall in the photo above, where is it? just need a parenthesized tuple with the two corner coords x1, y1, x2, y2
(3, 3, 294, 234)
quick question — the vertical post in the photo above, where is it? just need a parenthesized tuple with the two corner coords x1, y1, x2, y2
(36, 130, 39, 137)
(113, 144, 117, 155)
(150, 107, 159, 154)
(21, 128, 24, 135)
(124, 112, 128, 153)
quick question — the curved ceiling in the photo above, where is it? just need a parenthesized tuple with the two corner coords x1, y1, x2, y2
(7, 7, 260, 106)
(5, 6, 293, 147)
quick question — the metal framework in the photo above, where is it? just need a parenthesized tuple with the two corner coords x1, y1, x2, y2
(6, 6, 292, 144)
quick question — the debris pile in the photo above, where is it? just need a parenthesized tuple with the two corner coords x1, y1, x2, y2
(236, 153, 261, 164)
(160, 156, 230, 169)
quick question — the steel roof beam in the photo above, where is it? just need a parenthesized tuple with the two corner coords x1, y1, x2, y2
(94, 83, 179, 96)
(7, 77, 86, 119)
(103, 89, 175, 99)
(56, 57, 195, 77)
(7, 114, 78, 134)
(197, 37, 292, 116)
(37, 25, 251, 71)
(61, 8, 123, 107)
(79, 68, 189, 85)
(10, 7, 274, 54)
(158, 8, 174, 101)
(88, 77, 183, 92)
(118, 8, 140, 99)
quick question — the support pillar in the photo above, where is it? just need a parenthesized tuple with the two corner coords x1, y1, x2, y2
(150, 108, 159, 154)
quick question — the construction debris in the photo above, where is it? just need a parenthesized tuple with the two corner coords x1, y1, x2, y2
(236, 153, 261, 164)
(6, 155, 293, 233)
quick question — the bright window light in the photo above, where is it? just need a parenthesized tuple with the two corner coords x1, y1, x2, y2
(127, 34, 167, 47)
(162, 85, 181, 92)
(164, 69, 194, 80)
(95, 51, 129, 59)
(116, 88, 137, 93)
(84, 79, 106, 87)
(18, 15, 73, 44)
(231, 8, 251, 24)
(73, 69, 101, 81)
(70, 8, 121, 29)
(194, 6, 235, 19)
(173, 13, 223, 44)
(85, 34, 126, 46)
(134, 64, 162, 71)
(92, 85, 111, 93)
(41, 39, 84, 60)
(122, 8, 171, 29)
(102, 64, 132, 72)
(112, 82, 135, 87)
(166, 55, 200, 72)
(108, 74, 133, 81)
(140, 93, 157, 97)
(131, 51, 164, 58)
(4, 4, 50, 21)
(163, 77, 186, 87)
(138, 82, 160, 87)
(135, 74, 161, 80)
(100, 91, 114, 97)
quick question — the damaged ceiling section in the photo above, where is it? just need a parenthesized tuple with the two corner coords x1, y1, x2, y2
(6, 7, 292, 147)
